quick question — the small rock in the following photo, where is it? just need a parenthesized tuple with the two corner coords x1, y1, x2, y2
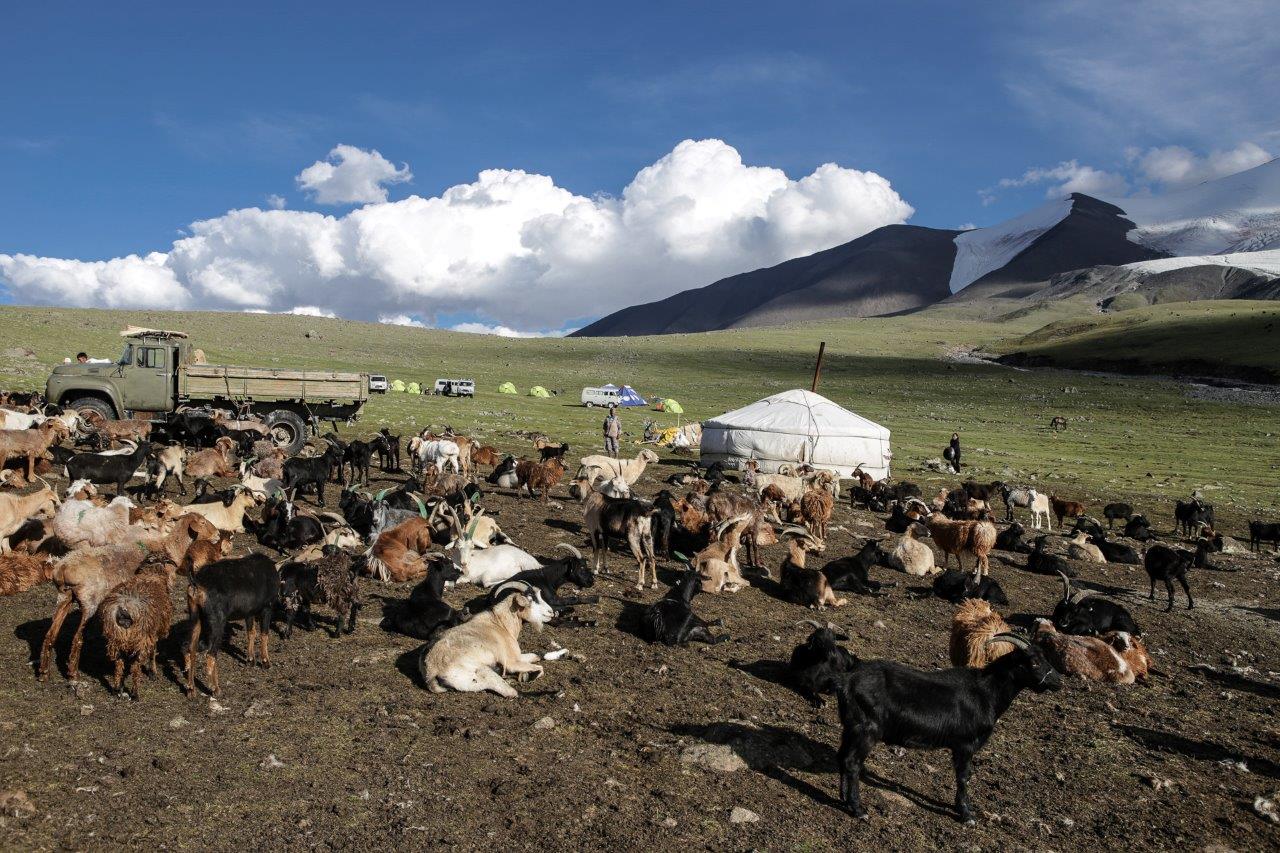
(79, 704, 94, 716)
(729, 806, 759, 824)
(532, 716, 556, 730)
(659, 816, 678, 828)
(680, 743, 746, 773)
(0, 789, 35, 819)
(168, 716, 188, 730)
(873, 620, 887, 630)
(243, 700, 272, 718)
(208, 698, 228, 714)
(260, 754, 285, 769)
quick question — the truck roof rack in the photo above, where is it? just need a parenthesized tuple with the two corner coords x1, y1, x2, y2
(119, 326, 189, 339)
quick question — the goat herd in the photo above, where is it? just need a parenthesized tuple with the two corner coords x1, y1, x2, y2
(1, 391, 1279, 827)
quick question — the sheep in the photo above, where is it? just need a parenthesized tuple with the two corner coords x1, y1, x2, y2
(926, 516, 997, 578)
(0, 480, 60, 553)
(1250, 520, 1280, 553)
(1049, 494, 1085, 528)
(789, 621, 859, 705)
(0, 552, 53, 596)
(1032, 619, 1152, 684)
(37, 544, 150, 681)
(687, 514, 754, 593)
(447, 538, 542, 587)
(575, 448, 659, 487)
(64, 440, 150, 498)
(515, 457, 565, 502)
(830, 633, 1061, 822)
(420, 586, 554, 697)
(0, 421, 68, 480)
(580, 490, 658, 589)
(800, 484, 834, 540)
(1027, 491, 1052, 530)
(949, 599, 1016, 668)
(278, 549, 361, 638)
(780, 526, 845, 609)
(641, 569, 727, 646)
(184, 553, 279, 697)
(887, 525, 938, 576)
(51, 495, 135, 549)
(931, 569, 1008, 606)
(1144, 544, 1194, 611)
(1052, 572, 1141, 636)
(250, 443, 287, 481)
(100, 559, 175, 699)
(177, 490, 261, 534)
(363, 517, 436, 583)
(1067, 531, 1106, 563)
(382, 558, 468, 640)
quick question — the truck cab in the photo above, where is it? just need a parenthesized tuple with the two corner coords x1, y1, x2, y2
(46, 332, 188, 420)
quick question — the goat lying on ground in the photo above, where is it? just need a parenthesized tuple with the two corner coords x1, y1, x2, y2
(1026, 536, 1075, 577)
(830, 633, 1061, 823)
(1067, 531, 1106, 563)
(1052, 572, 1140, 636)
(185, 553, 279, 697)
(1033, 619, 1152, 684)
(381, 559, 467, 640)
(278, 549, 361, 638)
(885, 525, 938, 576)
(641, 569, 727, 646)
(823, 539, 892, 594)
(789, 621, 858, 705)
(486, 544, 595, 616)
(0, 552, 52, 596)
(100, 558, 175, 699)
(780, 526, 845, 609)
(1124, 514, 1155, 542)
(949, 599, 1015, 668)
(1087, 532, 1141, 565)
(994, 521, 1033, 554)
(931, 570, 1008, 606)
(420, 586, 554, 697)
(690, 514, 753, 593)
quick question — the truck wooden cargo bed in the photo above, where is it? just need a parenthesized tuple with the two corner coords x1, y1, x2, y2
(180, 364, 369, 403)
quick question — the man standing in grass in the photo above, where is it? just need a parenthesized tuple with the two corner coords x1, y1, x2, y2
(603, 405, 621, 458)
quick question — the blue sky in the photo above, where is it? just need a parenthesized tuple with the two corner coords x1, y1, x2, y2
(1, 1, 1275, 332)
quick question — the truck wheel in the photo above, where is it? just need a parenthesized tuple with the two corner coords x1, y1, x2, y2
(266, 410, 307, 456)
(68, 396, 116, 424)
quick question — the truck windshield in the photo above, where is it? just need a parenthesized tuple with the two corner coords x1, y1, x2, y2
(118, 344, 133, 365)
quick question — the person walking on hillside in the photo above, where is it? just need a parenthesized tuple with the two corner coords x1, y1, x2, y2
(603, 405, 621, 458)
(947, 432, 962, 473)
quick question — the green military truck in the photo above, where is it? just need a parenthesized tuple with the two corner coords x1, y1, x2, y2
(45, 328, 369, 454)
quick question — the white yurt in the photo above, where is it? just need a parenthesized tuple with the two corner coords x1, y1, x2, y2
(700, 389, 891, 479)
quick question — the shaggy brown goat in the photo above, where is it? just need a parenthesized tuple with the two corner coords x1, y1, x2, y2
(949, 599, 1016, 668)
(800, 485, 834, 540)
(0, 552, 53, 596)
(926, 516, 998, 579)
(38, 545, 149, 680)
(100, 560, 175, 699)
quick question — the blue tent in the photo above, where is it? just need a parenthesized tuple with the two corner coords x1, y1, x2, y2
(616, 384, 647, 407)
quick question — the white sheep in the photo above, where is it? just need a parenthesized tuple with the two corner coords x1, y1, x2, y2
(575, 449, 659, 486)
(51, 495, 135, 549)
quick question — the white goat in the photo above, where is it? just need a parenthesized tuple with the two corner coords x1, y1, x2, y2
(1029, 490, 1051, 530)
(421, 585, 554, 697)
(447, 538, 542, 587)
(52, 496, 136, 549)
(410, 437, 462, 474)
(0, 408, 45, 430)
(576, 448, 658, 486)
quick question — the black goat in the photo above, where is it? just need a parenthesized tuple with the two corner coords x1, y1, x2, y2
(961, 480, 1002, 502)
(931, 570, 1008, 606)
(490, 544, 596, 614)
(166, 411, 226, 448)
(538, 442, 570, 463)
(339, 487, 376, 540)
(64, 440, 151, 497)
(375, 428, 401, 472)
(277, 549, 361, 638)
(486, 455, 518, 487)
(1072, 516, 1106, 538)
(184, 553, 279, 697)
(1026, 536, 1075, 577)
(651, 490, 677, 558)
(830, 634, 1061, 822)
(343, 438, 375, 486)
(257, 496, 324, 554)
(283, 444, 343, 506)
(190, 479, 238, 506)
(1174, 499, 1214, 538)
(1087, 533, 1141, 565)
(1103, 502, 1133, 528)
(789, 621, 859, 706)
(1124, 514, 1155, 542)
(994, 522, 1033, 554)
(1051, 572, 1140, 636)
(1249, 520, 1280, 553)
(1144, 543, 1194, 611)
(884, 502, 925, 534)
(873, 480, 922, 503)
(381, 560, 467, 641)
(822, 540, 891, 595)
(640, 570, 726, 646)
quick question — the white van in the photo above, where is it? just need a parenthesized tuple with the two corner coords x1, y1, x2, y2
(580, 386, 621, 408)
(434, 378, 475, 397)
(368, 374, 389, 394)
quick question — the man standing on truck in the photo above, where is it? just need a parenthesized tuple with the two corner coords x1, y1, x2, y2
(603, 404, 621, 458)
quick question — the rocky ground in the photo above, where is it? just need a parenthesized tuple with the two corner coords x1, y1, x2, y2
(2, 455, 1280, 851)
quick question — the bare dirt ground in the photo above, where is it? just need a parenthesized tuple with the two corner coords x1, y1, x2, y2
(3, 453, 1280, 851)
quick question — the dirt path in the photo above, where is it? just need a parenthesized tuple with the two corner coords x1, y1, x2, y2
(2, 457, 1279, 851)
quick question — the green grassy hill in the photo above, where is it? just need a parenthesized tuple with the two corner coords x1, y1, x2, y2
(0, 302, 1276, 522)
(993, 300, 1280, 382)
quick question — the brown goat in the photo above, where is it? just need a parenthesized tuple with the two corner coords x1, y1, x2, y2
(800, 486, 834, 540)
(100, 560, 175, 699)
(949, 599, 1015, 667)
(84, 413, 151, 445)
(926, 516, 998, 579)
(365, 517, 435, 583)
(470, 444, 501, 469)
(0, 552, 53, 596)
(1050, 495, 1086, 528)
(0, 421, 68, 480)
(516, 457, 565, 502)
(185, 437, 238, 480)
(1033, 619, 1152, 684)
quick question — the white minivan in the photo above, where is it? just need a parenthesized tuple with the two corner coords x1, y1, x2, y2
(368, 374, 389, 394)
(580, 386, 621, 407)
(434, 378, 475, 397)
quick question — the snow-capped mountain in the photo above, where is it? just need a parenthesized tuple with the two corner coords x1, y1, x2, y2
(572, 159, 1280, 337)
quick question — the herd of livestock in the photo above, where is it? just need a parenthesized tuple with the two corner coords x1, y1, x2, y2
(1, 389, 1278, 824)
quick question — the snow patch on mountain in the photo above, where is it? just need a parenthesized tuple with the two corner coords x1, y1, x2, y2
(1124, 249, 1280, 277)
(1110, 158, 1280, 256)
(948, 197, 1073, 293)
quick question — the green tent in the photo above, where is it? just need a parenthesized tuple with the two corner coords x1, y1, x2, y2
(498, 382, 518, 394)
(662, 398, 684, 414)
(528, 385, 551, 398)
(390, 379, 406, 392)
(407, 382, 422, 395)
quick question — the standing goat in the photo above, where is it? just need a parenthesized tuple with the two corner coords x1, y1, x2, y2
(100, 559, 175, 699)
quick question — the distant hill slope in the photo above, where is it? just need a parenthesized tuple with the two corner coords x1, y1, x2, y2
(992, 300, 1280, 383)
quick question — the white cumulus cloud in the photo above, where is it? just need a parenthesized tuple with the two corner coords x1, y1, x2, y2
(1128, 142, 1272, 189)
(0, 139, 912, 333)
(296, 144, 412, 205)
(986, 159, 1129, 204)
